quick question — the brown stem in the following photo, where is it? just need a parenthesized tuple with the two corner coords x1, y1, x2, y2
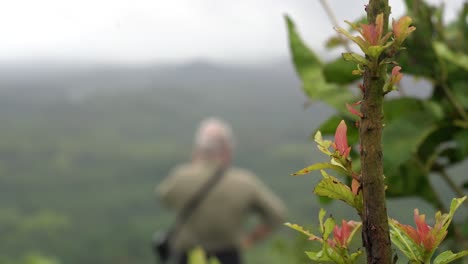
(359, 1, 393, 264)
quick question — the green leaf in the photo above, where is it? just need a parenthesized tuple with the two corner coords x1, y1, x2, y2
(349, 251, 363, 262)
(335, 25, 367, 53)
(433, 250, 468, 264)
(389, 219, 424, 262)
(383, 112, 437, 176)
(305, 250, 333, 262)
(383, 98, 442, 122)
(285, 15, 355, 113)
(291, 162, 350, 176)
(385, 161, 438, 207)
(454, 129, 468, 160)
(314, 131, 333, 156)
(385, 117, 463, 206)
(452, 81, 468, 108)
(323, 217, 335, 240)
(284, 15, 321, 75)
(434, 41, 468, 71)
(317, 195, 334, 205)
(342, 52, 369, 66)
(308, 243, 347, 264)
(425, 196, 467, 260)
(367, 45, 387, 58)
(444, 196, 467, 231)
(319, 208, 326, 234)
(346, 222, 362, 245)
(323, 58, 361, 84)
(314, 170, 362, 211)
(284, 222, 321, 240)
(325, 36, 346, 50)
(398, 0, 438, 78)
(322, 244, 346, 264)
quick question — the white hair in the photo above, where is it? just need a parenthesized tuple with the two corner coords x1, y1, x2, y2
(194, 117, 234, 159)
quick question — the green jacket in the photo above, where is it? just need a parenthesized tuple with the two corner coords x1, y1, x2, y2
(156, 161, 286, 252)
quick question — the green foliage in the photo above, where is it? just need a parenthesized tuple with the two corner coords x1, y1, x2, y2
(286, 209, 362, 264)
(433, 251, 468, 264)
(291, 163, 349, 177)
(314, 171, 362, 213)
(322, 59, 361, 85)
(315, 116, 359, 146)
(270, 234, 317, 264)
(292, 120, 362, 215)
(284, 16, 355, 114)
(286, 0, 468, 211)
(382, 112, 437, 174)
(286, 0, 468, 263)
(389, 197, 467, 263)
(389, 220, 424, 262)
(433, 41, 468, 71)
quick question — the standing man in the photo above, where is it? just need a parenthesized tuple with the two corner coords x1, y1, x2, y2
(156, 117, 286, 264)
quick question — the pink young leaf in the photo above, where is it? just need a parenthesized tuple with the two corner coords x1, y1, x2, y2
(351, 178, 360, 195)
(392, 16, 416, 44)
(391, 66, 403, 85)
(346, 102, 363, 118)
(334, 120, 350, 158)
(333, 220, 359, 247)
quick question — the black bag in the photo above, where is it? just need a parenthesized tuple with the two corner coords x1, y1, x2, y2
(153, 167, 226, 263)
(152, 230, 172, 262)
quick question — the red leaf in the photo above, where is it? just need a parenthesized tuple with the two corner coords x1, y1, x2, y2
(346, 102, 363, 118)
(351, 178, 360, 195)
(334, 120, 350, 158)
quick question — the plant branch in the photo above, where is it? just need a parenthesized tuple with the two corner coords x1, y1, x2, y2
(318, 0, 352, 52)
(440, 82, 468, 122)
(436, 48, 468, 122)
(438, 169, 467, 203)
(424, 146, 466, 203)
(359, 1, 393, 263)
(414, 157, 447, 211)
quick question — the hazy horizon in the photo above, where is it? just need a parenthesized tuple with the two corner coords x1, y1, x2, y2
(1, 0, 464, 64)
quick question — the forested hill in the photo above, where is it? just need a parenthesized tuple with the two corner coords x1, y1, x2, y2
(0, 60, 337, 264)
(1, 60, 457, 264)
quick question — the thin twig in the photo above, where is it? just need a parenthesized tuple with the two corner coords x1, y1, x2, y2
(441, 82, 468, 122)
(318, 0, 352, 52)
(438, 169, 467, 205)
(436, 50, 468, 122)
(427, 177, 468, 248)
(414, 157, 446, 211)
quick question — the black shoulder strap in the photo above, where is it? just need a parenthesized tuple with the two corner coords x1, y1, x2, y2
(173, 166, 226, 232)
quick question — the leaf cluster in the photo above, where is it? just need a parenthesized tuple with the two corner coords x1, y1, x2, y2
(285, 0, 468, 214)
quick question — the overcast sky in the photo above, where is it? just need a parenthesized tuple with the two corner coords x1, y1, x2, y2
(0, 0, 464, 64)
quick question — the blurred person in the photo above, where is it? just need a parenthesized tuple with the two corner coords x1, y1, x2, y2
(155, 117, 286, 264)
